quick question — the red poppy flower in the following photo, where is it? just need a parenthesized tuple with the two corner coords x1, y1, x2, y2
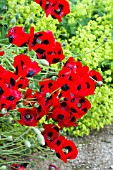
(0, 50, 5, 56)
(34, 0, 70, 22)
(30, 30, 55, 52)
(13, 54, 41, 77)
(7, 26, 30, 47)
(50, 0, 70, 22)
(50, 107, 70, 122)
(39, 78, 59, 94)
(11, 163, 27, 170)
(89, 70, 103, 82)
(54, 137, 78, 163)
(0, 88, 22, 111)
(41, 42, 65, 65)
(42, 124, 60, 147)
(18, 108, 39, 126)
(15, 77, 29, 89)
(0, 70, 18, 89)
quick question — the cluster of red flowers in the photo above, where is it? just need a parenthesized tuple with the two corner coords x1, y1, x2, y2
(34, 0, 70, 22)
(42, 124, 78, 162)
(1, 0, 103, 164)
(0, 54, 40, 115)
(13, 55, 102, 162)
(7, 26, 65, 65)
(1, 28, 102, 161)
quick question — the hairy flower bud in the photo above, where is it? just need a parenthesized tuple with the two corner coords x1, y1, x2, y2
(37, 134, 45, 146)
(24, 140, 31, 148)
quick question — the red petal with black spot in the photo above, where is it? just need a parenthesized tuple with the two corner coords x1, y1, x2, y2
(13, 54, 41, 77)
(89, 70, 103, 82)
(39, 78, 58, 94)
(0, 88, 22, 111)
(55, 138, 78, 163)
(7, 26, 30, 47)
(49, 107, 70, 122)
(50, 0, 70, 22)
(15, 77, 29, 89)
(18, 108, 39, 126)
(1, 70, 18, 89)
(46, 42, 65, 65)
(30, 30, 55, 52)
(34, 0, 70, 22)
(42, 124, 60, 147)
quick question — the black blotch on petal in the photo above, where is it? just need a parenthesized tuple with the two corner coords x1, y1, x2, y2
(15, 66, 18, 75)
(48, 82, 52, 88)
(86, 82, 90, 89)
(42, 40, 49, 44)
(47, 132, 53, 137)
(71, 116, 76, 122)
(77, 84, 81, 91)
(82, 108, 87, 112)
(56, 152, 61, 158)
(61, 84, 69, 91)
(79, 98, 85, 103)
(6, 95, 14, 101)
(10, 78, 15, 86)
(61, 102, 67, 107)
(65, 146, 72, 152)
(56, 140, 61, 146)
(54, 126, 59, 132)
(40, 0, 42, 6)
(58, 114, 64, 120)
(20, 60, 24, 68)
(42, 54, 46, 59)
(70, 98, 76, 103)
(71, 108, 77, 113)
(0, 87, 4, 95)
(37, 105, 42, 112)
(52, 58, 60, 63)
(92, 75, 97, 81)
(26, 70, 34, 77)
(9, 35, 13, 43)
(18, 84, 23, 88)
(36, 48, 45, 54)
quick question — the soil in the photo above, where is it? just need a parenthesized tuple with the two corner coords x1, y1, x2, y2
(27, 124, 113, 170)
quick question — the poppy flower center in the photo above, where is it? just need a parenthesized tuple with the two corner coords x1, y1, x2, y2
(25, 114, 32, 120)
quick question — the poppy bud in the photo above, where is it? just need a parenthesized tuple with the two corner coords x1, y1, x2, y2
(1, 108, 7, 114)
(97, 81, 103, 86)
(11, 17, 16, 25)
(45, 92, 51, 98)
(39, 59, 49, 66)
(15, 14, 20, 20)
(18, 103, 24, 108)
(0, 165, 7, 170)
(34, 102, 40, 108)
(51, 76, 57, 80)
(37, 134, 45, 146)
(32, 127, 41, 135)
(6, 136, 13, 141)
(7, 117, 13, 123)
(24, 140, 31, 148)
(29, 83, 35, 89)
(29, 18, 34, 24)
